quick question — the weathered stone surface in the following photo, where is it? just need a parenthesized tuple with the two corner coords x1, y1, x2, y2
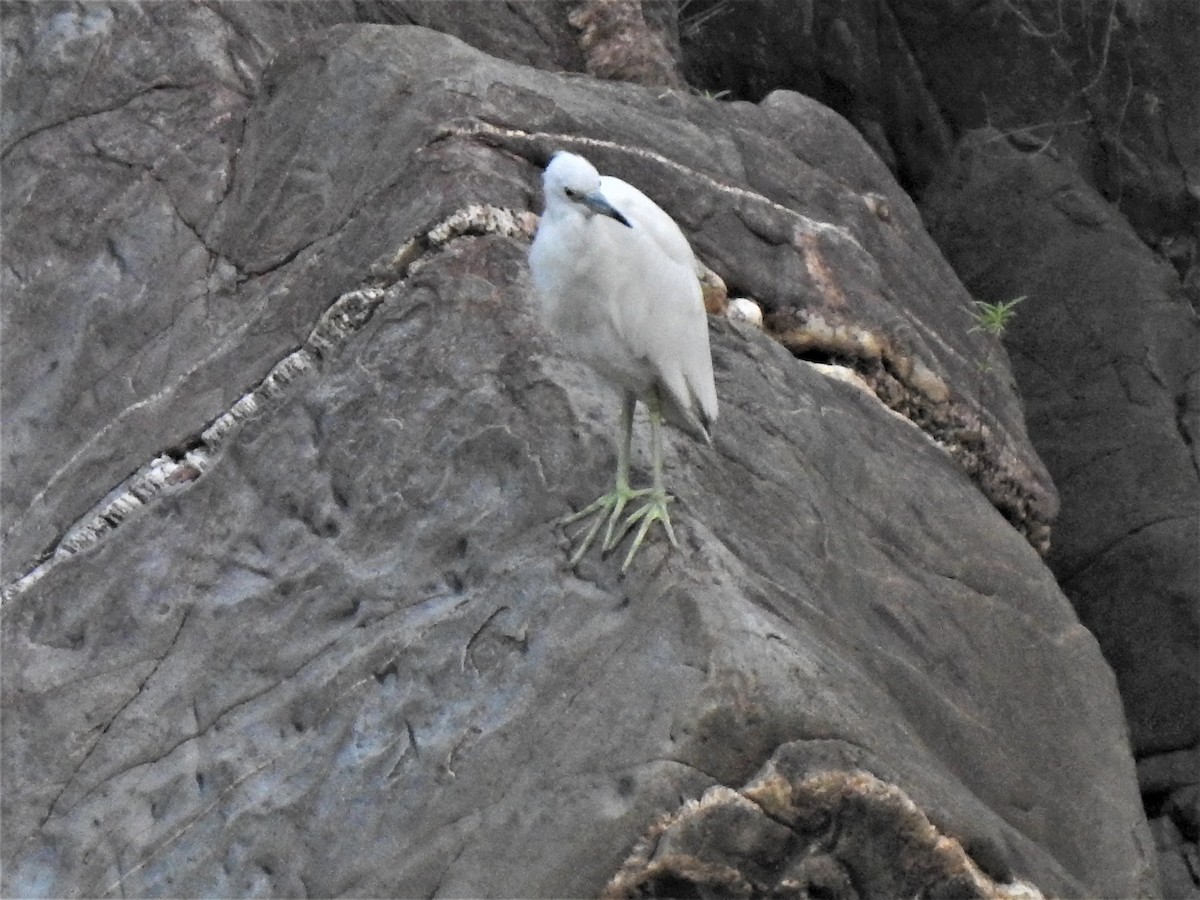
(890, 0, 1200, 270)
(2, 227, 1147, 895)
(679, 0, 1200, 274)
(1, 3, 1056, 581)
(351, 0, 588, 73)
(678, 0, 954, 188)
(0, 0, 369, 580)
(922, 128, 1198, 897)
(1, 9, 1156, 900)
(0, 0, 594, 581)
(605, 750, 1046, 898)
(569, 0, 684, 88)
(921, 129, 1200, 759)
(1151, 815, 1200, 900)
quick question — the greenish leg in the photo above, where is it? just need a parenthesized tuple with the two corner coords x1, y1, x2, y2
(608, 390, 679, 572)
(561, 392, 649, 566)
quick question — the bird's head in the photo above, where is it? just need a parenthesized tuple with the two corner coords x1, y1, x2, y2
(543, 151, 632, 228)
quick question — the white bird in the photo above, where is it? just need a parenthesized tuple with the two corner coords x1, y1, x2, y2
(529, 151, 718, 570)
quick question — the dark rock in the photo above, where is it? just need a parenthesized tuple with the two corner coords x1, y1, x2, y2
(889, 0, 1200, 272)
(604, 752, 1036, 898)
(1140, 746, 1200, 884)
(1139, 748, 1200, 796)
(678, 0, 954, 191)
(1150, 816, 1200, 900)
(350, 0, 588, 73)
(1168, 785, 1200, 842)
(569, 0, 685, 88)
(921, 129, 1200, 757)
(1, 9, 1155, 900)
(680, 0, 1200, 277)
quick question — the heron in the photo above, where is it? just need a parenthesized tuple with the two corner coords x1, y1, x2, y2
(529, 151, 718, 571)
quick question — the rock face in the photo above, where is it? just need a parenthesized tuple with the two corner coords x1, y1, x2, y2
(922, 130, 1199, 759)
(0, 5, 1159, 899)
(679, 0, 1200, 269)
(921, 128, 1200, 899)
(681, 3, 1198, 892)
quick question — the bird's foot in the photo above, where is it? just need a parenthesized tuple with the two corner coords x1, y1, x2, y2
(561, 483, 650, 567)
(609, 490, 678, 572)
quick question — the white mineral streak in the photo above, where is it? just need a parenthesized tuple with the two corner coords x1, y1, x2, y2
(3, 212, 522, 601)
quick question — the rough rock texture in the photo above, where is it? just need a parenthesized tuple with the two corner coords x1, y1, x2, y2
(678, 4, 1197, 891)
(351, 0, 589, 73)
(0, 0, 696, 582)
(604, 747, 1046, 898)
(1, 0, 363, 582)
(1144, 747, 1200, 900)
(569, 0, 685, 88)
(679, 0, 1200, 272)
(922, 130, 1199, 757)
(678, 0, 954, 189)
(921, 128, 1200, 898)
(1, 6, 1158, 900)
(890, 0, 1200, 272)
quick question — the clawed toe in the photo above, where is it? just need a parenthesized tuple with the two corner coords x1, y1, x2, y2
(559, 393, 686, 572)
(561, 486, 678, 570)
(561, 484, 649, 567)
(615, 492, 677, 571)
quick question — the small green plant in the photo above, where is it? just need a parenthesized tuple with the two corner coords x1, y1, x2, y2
(968, 295, 1026, 337)
(965, 294, 1028, 458)
(968, 295, 1025, 376)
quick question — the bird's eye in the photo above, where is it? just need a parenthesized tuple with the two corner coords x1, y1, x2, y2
(564, 188, 579, 199)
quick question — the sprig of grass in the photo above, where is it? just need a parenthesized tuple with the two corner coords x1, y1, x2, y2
(968, 296, 1026, 337)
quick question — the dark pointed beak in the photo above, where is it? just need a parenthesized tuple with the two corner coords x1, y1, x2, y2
(583, 191, 632, 228)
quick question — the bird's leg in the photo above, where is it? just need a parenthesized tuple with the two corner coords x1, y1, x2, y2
(609, 389, 679, 571)
(561, 392, 649, 566)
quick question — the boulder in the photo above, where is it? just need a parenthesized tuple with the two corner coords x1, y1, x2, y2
(921, 128, 1200, 761)
(677, 0, 954, 190)
(679, 0, 1200, 275)
(0, 0, 369, 580)
(1, 10, 1156, 899)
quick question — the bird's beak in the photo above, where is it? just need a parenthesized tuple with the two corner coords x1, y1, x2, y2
(583, 191, 632, 228)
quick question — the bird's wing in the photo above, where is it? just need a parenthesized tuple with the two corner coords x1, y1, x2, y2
(593, 179, 719, 436)
(599, 176, 696, 271)
(641, 257, 718, 438)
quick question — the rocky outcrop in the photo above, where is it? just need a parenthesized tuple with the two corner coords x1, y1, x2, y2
(677, 5, 1198, 892)
(679, 0, 1200, 271)
(1, 5, 1160, 899)
(604, 745, 1047, 898)
(922, 126, 1199, 899)
(678, 0, 954, 189)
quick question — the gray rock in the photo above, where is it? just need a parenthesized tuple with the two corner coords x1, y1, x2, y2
(1140, 747, 1200, 884)
(1151, 817, 1200, 899)
(0, 0, 368, 579)
(679, 0, 1200, 272)
(921, 129, 1200, 757)
(1140, 748, 1200, 796)
(1, 10, 1156, 900)
(1167, 785, 1200, 843)
(678, 0, 954, 188)
(351, 0, 589, 73)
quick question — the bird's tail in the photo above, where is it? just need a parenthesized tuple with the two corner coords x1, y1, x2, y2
(658, 382, 715, 444)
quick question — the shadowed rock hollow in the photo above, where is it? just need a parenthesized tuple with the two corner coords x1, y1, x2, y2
(0, 6, 1164, 899)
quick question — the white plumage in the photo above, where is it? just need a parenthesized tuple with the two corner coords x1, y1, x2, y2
(529, 151, 717, 570)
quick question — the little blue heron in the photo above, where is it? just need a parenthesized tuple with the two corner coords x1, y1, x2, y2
(529, 151, 717, 570)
